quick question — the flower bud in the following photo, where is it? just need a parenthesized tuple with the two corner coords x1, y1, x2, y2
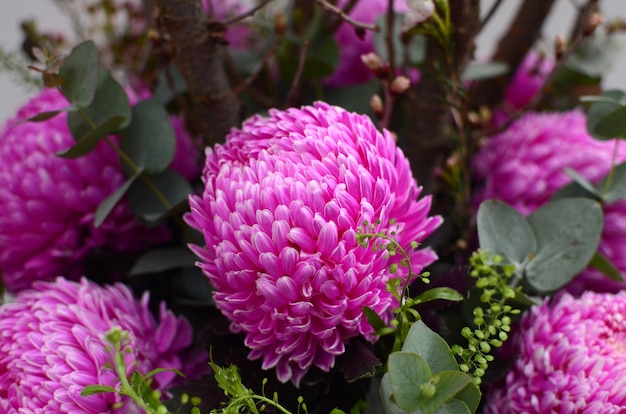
(584, 12, 604, 37)
(554, 34, 566, 59)
(370, 94, 384, 118)
(403, 0, 435, 29)
(360, 52, 387, 78)
(390, 75, 411, 95)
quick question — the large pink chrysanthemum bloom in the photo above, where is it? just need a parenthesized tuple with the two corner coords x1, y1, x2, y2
(473, 109, 626, 294)
(186, 101, 442, 385)
(325, 0, 408, 88)
(486, 291, 626, 413)
(0, 88, 200, 292)
(0, 277, 193, 412)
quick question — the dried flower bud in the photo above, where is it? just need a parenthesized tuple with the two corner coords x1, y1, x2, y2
(584, 12, 605, 37)
(403, 0, 435, 30)
(554, 34, 566, 60)
(360, 52, 386, 78)
(274, 12, 287, 36)
(390, 76, 411, 95)
(370, 94, 384, 118)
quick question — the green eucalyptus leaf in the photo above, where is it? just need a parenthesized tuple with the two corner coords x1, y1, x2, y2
(94, 171, 141, 227)
(24, 105, 76, 123)
(477, 200, 536, 265)
(588, 251, 624, 282)
(432, 400, 471, 414)
(57, 115, 126, 158)
(363, 306, 389, 332)
(413, 287, 463, 305)
(388, 352, 432, 411)
(127, 169, 192, 224)
(452, 383, 481, 414)
(119, 99, 175, 174)
(462, 61, 508, 82)
(567, 32, 622, 78)
(552, 180, 601, 201)
(80, 384, 117, 396)
(597, 161, 626, 203)
(401, 320, 459, 374)
(129, 247, 198, 276)
(586, 90, 626, 141)
(525, 198, 604, 292)
(58, 40, 99, 108)
(67, 65, 131, 141)
(153, 65, 188, 105)
(563, 168, 600, 197)
(421, 372, 472, 414)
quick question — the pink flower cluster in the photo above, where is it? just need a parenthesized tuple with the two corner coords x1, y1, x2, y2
(473, 109, 626, 293)
(0, 277, 193, 412)
(0, 88, 199, 292)
(486, 291, 626, 413)
(186, 102, 441, 385)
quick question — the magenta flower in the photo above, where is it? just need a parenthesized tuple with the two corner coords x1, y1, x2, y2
(503, 51, 554, 111)
(473, 109, 626, 293)
(0, 277, 193, 412)
(486, 291, 626, 413)
(0, 88, 200, 292)
(202, 0, 256, 48)
(186, 102, 441, 385)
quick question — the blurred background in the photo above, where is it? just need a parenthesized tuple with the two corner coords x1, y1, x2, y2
(1, 0, 625, 121)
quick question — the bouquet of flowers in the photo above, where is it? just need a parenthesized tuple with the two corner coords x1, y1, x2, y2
(1, 0, 626, 412)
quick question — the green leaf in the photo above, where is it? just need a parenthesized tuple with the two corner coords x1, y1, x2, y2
(477, 200, 536, 265)
(127, 169, 192, 224)
(413, 287, 463, 305)
(552, 180, 601, 202)
(380, 374, 412, 414)
(58, 40, 99, 108)
(586, 90, 626, 141)
(597, 161, 626, 203)
(525, 198, 604, 292)
(563, 168, 600, 197)
(81, 384, 117, 396)
(94, 171, 142, 227)
(144, 367, 186, 380)
(401, 320, 459, 374)
(588, 251, 624, 282)
(364, 306, 389, 332)
(432, 400, 471, 414)
(567, 32, 622, 78)
(462, 61, 508, 82)
(388, 352, 432, 411)
(452, 383, 481, 414)
(119, 99, 175, 174)
(67, 65, 131, 140)
(421, 372, 472, 414)
(325, 80, 380, 115)
(57, 116, 126, 158)
(153, 65, 188, 105)
(129, 247, 198, 276)
(25, 106, 76, 122)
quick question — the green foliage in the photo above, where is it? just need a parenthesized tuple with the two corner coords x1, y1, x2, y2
(58, 40, 99, 108)
(129, 247, 198, 276)
(380, 322, 479, 414)
(555, 161, 626, 206)
(461, 61, 508, 82)
(451, 251, 521, 384)
(81, 327, 183, 414)
(583, 90, 626, 141)
(477, 198, 604, 292)
(94, 171, 142, 227)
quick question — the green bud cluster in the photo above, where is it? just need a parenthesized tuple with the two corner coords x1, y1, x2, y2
(451, 250, 521, 384)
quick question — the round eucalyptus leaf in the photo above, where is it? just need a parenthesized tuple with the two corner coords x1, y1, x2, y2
(58, 40, 99, 108)
(388, 352, 432, 411)
(401, 320, 459, 374)
(586, 89, 626, 141)
(477, 200, 536, 265)
(127, 169, 192, 224)
(525, 198, 603, 292)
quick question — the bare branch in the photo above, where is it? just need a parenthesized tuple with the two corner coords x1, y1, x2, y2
(223, 0, 276, 26)
(314, 0, 379, 33)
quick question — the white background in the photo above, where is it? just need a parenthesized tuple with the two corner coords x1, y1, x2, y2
(1, 0, 625, 121)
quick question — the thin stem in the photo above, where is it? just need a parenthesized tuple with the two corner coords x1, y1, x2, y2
(286, 41, 309, 107)
(385, 0, 396, 76)
(222, 0, 277, 25)
(314, 0, 378, 32)
(478, 0, 504, 31)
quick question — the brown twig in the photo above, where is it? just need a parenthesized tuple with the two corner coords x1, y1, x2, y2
(471, 0, 557, 109)
(385, 0, 396, 77)
(314, 0, 379, 33)
(223, 0, 276, 26)
(478, 0, 503, 31)
(286, 41, 309, 107)
(328, 0, 360, 33)
(233, 37, 282, 95)
(155, 0, 240, 146)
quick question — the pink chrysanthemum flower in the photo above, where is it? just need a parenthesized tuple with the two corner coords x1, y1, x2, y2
(473, 109, 626, 293)
(186, 101, 442, 385)
(486, 291, 626, 413)
(0, 88, 200, 292)
(326, 0, 408, 88)
(0, 277, 193, 413)
(504, 51, 554, 110)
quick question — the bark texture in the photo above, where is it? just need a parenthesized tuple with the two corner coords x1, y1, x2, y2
(156, 0, 240, 146)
